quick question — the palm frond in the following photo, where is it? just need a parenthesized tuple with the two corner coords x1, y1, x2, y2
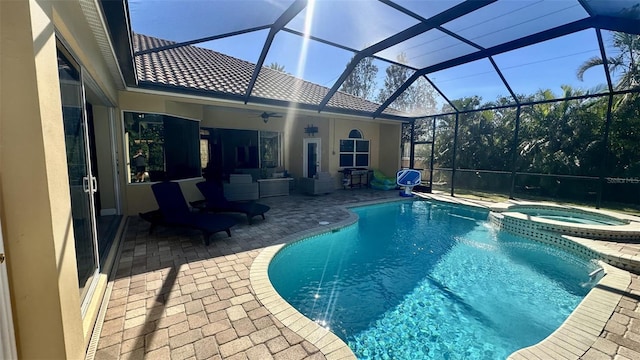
(576, 57, 604, 81)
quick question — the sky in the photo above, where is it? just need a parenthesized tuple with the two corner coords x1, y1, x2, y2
(128, 0, 621, 110)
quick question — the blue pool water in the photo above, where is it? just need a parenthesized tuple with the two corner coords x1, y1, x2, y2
(513, 207, 626, 226)
(268, 201, 598, 359)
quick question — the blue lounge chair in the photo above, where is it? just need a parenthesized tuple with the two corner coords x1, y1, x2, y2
(142, 181, 238, 245)
(191, 181, 270, 224)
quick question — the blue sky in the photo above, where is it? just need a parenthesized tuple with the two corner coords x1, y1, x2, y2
(129, 0, 617, 108)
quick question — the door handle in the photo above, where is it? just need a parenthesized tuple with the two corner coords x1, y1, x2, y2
(83, 176, 90, 193)
(83, 176, 97, 194)
(0, 253, 5, 264)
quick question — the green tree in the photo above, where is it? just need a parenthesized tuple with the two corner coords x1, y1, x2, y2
(376, 54, 413, 111)
(340, 56, 378, 101)
(606, 93, 640, 178)
(268, 62, 286, 72)
(576, 31, 640, 184)
(517, 86, 604, 176)
(377, 53, 437, 144)
(577, 32, 640, 91)
(433, 96, 514, 172)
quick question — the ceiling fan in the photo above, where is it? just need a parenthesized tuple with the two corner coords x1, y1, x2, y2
(259, 111, 283, 123)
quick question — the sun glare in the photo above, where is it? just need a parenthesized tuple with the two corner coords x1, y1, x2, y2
(284, 0, 316, 148)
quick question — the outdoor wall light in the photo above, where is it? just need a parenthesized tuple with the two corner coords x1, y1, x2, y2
(305, 124, 318, 136)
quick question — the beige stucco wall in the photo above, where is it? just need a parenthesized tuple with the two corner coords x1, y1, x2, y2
(331, 117, 381, 169)
(1, 1, 123, 358)
(1, 1, 81, 358)
(378, 123, 402, 177)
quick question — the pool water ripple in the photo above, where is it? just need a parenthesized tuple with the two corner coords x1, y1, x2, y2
(269, 201, 598, 359)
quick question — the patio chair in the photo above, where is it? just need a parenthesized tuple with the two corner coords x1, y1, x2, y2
(191, 181, 270, 224)
(298, 172, 336, 195)
(141, 181, 238, 245)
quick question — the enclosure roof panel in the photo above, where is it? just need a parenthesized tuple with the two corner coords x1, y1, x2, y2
(133, 34, 406, 117)
(103, 0, 640, 120)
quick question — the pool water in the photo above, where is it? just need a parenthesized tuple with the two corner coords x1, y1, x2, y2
(535, 214, 615, 225)
(512, 207, 626, 226)
(268, 201, 598, 359)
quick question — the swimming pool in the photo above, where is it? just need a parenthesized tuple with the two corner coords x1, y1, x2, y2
(268, 201, 598, 359)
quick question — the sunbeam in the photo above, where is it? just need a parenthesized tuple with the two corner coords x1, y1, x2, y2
(284, 0, 316, 145)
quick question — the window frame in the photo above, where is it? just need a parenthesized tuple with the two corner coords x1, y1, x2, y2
(259, 130, 284, 169)
(122, 110, 202, 183)
(339, 129, 370, 168)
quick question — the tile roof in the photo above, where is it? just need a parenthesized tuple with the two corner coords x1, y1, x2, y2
(133, 33, 405, 118)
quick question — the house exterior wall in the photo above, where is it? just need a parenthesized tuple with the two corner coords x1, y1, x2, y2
(331, 117, 381, 169)
(378, 123, 402, 177)
(0, 0, 120, 358)
(119, 91, 404, 214)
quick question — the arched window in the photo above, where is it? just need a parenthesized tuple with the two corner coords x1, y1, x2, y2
(348, 129, 363, 139)
(340, 129, 369, 168)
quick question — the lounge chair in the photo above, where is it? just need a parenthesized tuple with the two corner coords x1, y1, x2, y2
(191, 181, 270, 224)
(141, 181, 238, 245)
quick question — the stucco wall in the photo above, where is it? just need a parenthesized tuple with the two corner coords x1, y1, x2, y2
(331, 118, 381, 169)
(1, 1, 86, 358)
(0, 0, 125, 358)
(378, 123, 402, 177)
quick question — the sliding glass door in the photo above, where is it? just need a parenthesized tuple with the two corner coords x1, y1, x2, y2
(57, 45, 99, 305)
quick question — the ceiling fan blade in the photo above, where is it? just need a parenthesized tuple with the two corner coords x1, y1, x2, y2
(260, 112, 283, 118)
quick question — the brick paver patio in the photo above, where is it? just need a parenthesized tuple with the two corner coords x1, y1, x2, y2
(90, 189, 640, 360)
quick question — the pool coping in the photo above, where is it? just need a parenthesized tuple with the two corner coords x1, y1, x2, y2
(508, 262, 630, 360)
(250, 195, 635, 359)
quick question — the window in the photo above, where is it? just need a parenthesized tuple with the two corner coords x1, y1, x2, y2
(259, 131, 283, 169)
(124, 111, 201, 182)
(339, 129, 369, 167)
(348, 129, 363, 138)
(200, 128, 283, 180)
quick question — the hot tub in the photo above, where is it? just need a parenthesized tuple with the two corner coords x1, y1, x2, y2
(489, 204, 638, 242)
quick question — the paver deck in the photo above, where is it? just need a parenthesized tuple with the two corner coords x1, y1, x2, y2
(90, 189, 640, 360)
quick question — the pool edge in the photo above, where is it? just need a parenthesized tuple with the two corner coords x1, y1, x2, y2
(507, 262, 631, 360)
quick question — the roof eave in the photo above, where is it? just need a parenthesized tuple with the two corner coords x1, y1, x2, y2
(136, 82, 412, 122)
(99, 0, 137, 87)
